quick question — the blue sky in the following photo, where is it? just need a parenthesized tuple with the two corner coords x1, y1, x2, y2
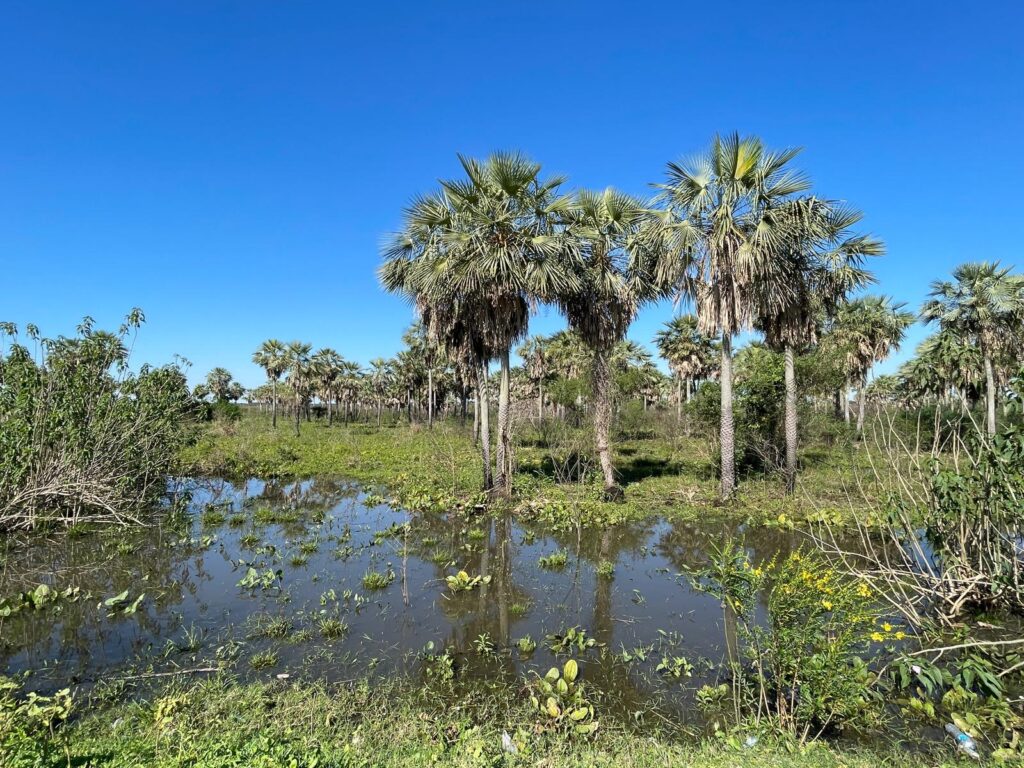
(2, 1, 1022, 387)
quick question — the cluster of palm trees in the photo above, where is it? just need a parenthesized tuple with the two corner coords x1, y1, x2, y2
(378, 134, 894, 500)
(229, 137, 1024, 503)
(891, 262, 1024, 434)
(250, 340, 361, 435)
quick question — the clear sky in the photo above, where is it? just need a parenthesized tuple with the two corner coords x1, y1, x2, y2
(2, 1, 1022, 387)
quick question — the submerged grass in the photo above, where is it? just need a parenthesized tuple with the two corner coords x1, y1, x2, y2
(178, 414, 885, 527)
(6, 676, 929, 768)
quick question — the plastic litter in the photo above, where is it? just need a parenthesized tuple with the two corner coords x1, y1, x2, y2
(501, 731, 518, 754)
(945, 723, 979, 760)
(743, 736, 759, 748)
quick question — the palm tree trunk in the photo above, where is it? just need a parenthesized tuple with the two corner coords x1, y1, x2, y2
(856, 371, 867, 434)
(676, 375, 682, 423)
(327, 395, 333, 426)
(294, 394, 301, 437)
(495, 348, 512, 496)
(271, 379, 278, 428)
(784, 344, 798, 494)
(537, 383, 543, 422)
(472, 389, 480, 444)
(478, 364, 493, 490)
(427, 368, 434, 429)
(984, 350, 997, 436)
(593, 348, 622, 500)
(376, 398, 382, 428)
(685, 378, 692, 437)
(720, 335, 735, 500)
(844, 378, 851, 424)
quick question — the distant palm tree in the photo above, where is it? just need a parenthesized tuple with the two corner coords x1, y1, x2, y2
(310, 347, 344, 425)
(517, 335, 550, 421)
(252, 339, 287, 428)
(653, 133, 811, 498)
(556, 188, 665, 500)
(755, 198, 879, 492)
(204, 367, 235, 402)
(284, 341, 312, 437)
(921, 262, 1024, 435)
(654, 314, 718, 425)
(368, 358, 392, 427)
(833, 296, 914, 434)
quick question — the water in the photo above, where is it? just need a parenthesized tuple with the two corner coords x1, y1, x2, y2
(0, 477, 813, 722)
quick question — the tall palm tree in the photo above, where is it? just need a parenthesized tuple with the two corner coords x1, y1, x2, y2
(381, 151, 579, 496)
(654, 314, 718, 425)
(755, 199, 879, 492)
(921, 262, 1024, 436)
(284, 341, 312, 437)
(556, 188, 664, 500)
(252, 339, 287, 428)
(652, 133, 811, 499)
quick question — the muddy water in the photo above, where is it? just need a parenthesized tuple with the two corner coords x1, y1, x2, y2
(0, 478, 811, 722)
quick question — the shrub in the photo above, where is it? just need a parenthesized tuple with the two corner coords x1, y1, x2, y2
(0, 311, 199, 529)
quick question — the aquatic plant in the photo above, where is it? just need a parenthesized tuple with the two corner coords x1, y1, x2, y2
(445, 570, 491, 592)
(546, 627, 598, 655)
(362, 568, 395, 590)
(528, 660, 598, 736)
(538, 550, 569, 570)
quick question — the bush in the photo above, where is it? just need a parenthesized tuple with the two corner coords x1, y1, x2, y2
(0, 311, 199, 529)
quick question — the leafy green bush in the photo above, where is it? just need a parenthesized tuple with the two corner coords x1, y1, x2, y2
(693, 542, 883, 734)
(0, 312, 199, 529)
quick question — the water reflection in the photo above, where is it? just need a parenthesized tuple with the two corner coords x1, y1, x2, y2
(0, 477, 851, 720)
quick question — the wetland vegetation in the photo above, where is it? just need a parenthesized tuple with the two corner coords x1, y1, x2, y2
(3, 136, 1024, 766)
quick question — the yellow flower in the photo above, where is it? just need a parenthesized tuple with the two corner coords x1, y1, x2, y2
(857, 583, 871, 598)
(870, 632, 884, 642)
(821, 600, 834, 611)
(882, 623, 893, 633)
(895, 631, 906, 640)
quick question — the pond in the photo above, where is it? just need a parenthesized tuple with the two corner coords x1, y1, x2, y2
(1, 477, 822, 726)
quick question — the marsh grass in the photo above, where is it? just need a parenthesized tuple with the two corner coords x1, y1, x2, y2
(178, 412, 890, 527)
(15, 677, 919, 767)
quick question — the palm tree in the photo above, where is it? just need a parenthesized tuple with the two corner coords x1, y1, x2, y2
(517, 335, 550, 421)
(284, 341, 312, 437)
(310, 347, 344, 425)
(832, 296, 914, 434)
(654, 314, 718, 425)
(555, 188, 664, 500)
(755, 199, 879, 492)
(252, 339, 287, 428)
(921, 262, 1024, 436)
(368, 358, 392, 427)
(204, 367, 235, 402)
(653, 133, 811, 499)
(381, 152, 579, 496)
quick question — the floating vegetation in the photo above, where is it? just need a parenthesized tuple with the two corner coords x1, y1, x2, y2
(318, 617, 348, 639)
(538, 550, 569, 570)
(362, 568, 395, 590)
(249, 650, 278, 670)
(445, 570, 491, 592)
(546, 627, 598, 655)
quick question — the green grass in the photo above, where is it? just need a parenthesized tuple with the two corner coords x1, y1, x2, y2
(178, 412, 888, 527)
(9, 677, 938, 768)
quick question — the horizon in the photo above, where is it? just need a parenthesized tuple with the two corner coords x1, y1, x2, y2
(3, 2, 1022, 387)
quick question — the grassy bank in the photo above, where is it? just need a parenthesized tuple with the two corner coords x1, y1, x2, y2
(5, 676, 939, 768)
(177, 412, 880, 526)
